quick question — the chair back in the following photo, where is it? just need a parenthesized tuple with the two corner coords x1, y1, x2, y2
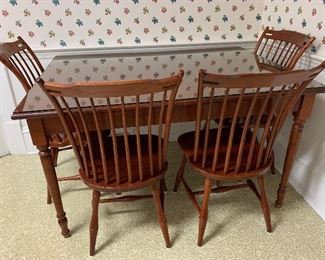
(39, 71, 184, 185)
(193, 62, 325, 176)
(0, 36, 44, 92)
(254, 26, 315, 70)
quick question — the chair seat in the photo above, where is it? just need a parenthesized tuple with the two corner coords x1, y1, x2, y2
(49, 130, 111, 148)
(49, 133, 70, 147)
(79, 134, 167, 192)
(178, 128, 270, 180)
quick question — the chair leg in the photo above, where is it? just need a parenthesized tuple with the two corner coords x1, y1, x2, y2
(50, 147, 59, 167)
(47, 187, 52, 204)
(151, 184, 171, 248)
(90, 190, 101, 256)
(173, 154, 187, 192)
(270, 156, 276, 175)
(257, 176, 272, 232)
(161, 177, 167, 192)
(159, 179, 165, 209)
(197, 178, 213, 246)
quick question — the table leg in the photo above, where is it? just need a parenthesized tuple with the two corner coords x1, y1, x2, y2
(275, 94, 315, 208)
(37, 145, 70, 237)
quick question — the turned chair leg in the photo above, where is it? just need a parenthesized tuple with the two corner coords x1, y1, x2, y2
(197, 178, 213, 246)
(90, 190, 101, 256)
(257, 176, 272, 232)
(173, 154, 187, 192)
(47, 187, 52, 204)
(151, 184, 171, 248)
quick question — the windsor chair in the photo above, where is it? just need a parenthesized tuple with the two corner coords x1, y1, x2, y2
(254, 26, 315, 70)
(0, 37, 81, 204)
(254, 27, 315, 175)
(173, 63, 325, 246)
(39, 71, 184, 255)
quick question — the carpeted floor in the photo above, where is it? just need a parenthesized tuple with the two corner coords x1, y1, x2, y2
(0, 143, 324, 260)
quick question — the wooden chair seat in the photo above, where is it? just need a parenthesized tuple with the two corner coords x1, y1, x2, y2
(50, 130, 111, 148)
(0, 36, 84, 204)
(49, 133, 71, 147)
(80, 134, 167, 192)
(254, 27, 315, 176)
(254, 27, 313, 181)
(39, 71, 184, 255)
(173, 64, 325, 246)
(178, 128, 269, 181)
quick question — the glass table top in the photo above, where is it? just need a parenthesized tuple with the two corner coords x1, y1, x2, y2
(16, 48, 324, 114)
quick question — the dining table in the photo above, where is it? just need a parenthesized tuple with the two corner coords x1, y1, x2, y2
(11, 46, 325, 238)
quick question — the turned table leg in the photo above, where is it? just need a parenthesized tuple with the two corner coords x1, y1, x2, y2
(275, 94, 315, 208)
(37, 145, 70, 237)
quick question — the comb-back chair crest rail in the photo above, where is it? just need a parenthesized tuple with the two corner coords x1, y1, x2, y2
(253, 26, 316, 175)
(173, 62, 325, 246)
(254, 26, 316, 70)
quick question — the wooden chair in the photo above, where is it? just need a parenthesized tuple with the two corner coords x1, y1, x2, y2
(173, 63, 324, 246)
(254, 26, 315, 70)
(39, 71, 184, 256)
(254, 27, 313, 175)
(0, 36, 79, 204)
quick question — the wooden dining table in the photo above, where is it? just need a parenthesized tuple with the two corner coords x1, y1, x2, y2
(11, 47, 325, 238)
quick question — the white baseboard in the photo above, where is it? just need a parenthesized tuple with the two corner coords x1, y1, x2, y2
(274, 137, 325, 220)
(272, 55, 325, 222)
(21, 126, 42, 154)
(2, 121, 27, 154)
(0, 121, 9, 156)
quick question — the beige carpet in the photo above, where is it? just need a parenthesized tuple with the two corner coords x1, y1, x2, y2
(0, 143, 324, 260)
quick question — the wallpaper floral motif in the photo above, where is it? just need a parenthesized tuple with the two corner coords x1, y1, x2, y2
(261, 0, 325, 57)
(23, 49, 265, 111)
(0, 0, 264, 49)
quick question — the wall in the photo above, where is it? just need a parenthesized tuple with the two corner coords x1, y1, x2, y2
(1, 0, 325, 220)
(261, 0, 325, 57)
(0, 0, 264, 49)
(0, 0, 263, 155)
(261, 0, 325, 220)
(0, 115, 9, 156)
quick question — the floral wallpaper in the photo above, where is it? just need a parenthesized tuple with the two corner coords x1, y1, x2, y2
(22, 47, 323, 112)
(0, 0, 264, 49)
(23, 49, 262, 111)
(1, 0, 324, 55)
(261, 0, 325, 57)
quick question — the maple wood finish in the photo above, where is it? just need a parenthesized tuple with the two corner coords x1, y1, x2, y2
(174, 63, 325, 246)
(10, 49, 325, 238)
(254, 26, 315, 70)
(254, 27, 315, 175)
(0, 37, 78, 204)
(39, 71, 184, 255)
